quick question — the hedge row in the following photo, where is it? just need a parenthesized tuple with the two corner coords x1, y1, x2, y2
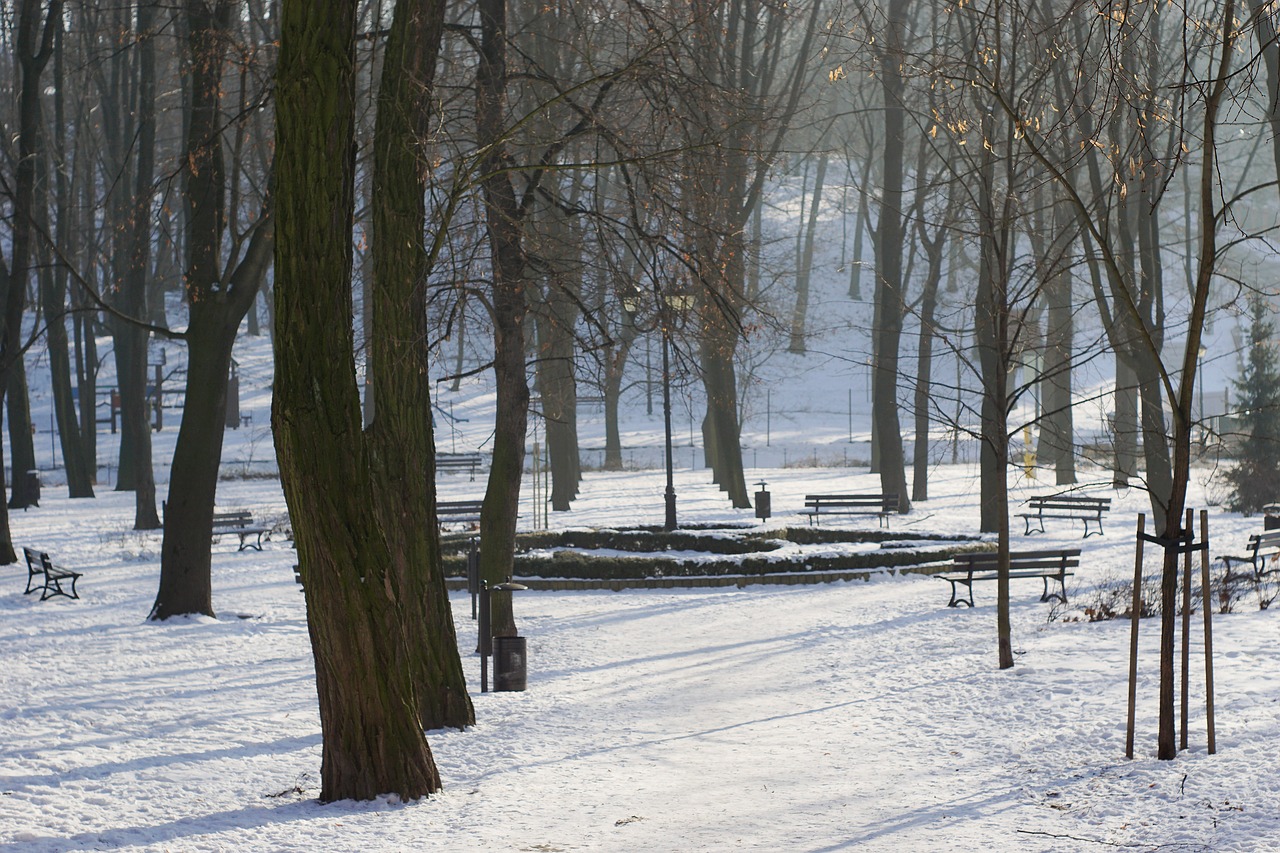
(443, 541, 992, 581)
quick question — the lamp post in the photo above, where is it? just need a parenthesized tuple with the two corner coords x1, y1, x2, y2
(624, 286, 690, 532)
(660, 289, 693, 531)
(660, 309, 678, 531)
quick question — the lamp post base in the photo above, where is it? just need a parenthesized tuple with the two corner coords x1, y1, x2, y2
(664, 488, 677, 531)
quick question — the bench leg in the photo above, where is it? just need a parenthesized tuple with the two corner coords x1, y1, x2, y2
(1040, 574, 1068, 605)
(947, 577, 974, 608)
(1023, 514, 1044, 536)
(1082, 517, 1103, 538)
(40, 575, 77, 601)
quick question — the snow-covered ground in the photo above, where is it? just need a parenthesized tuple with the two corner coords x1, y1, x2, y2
(2, 461, 1278, 852)
(2, 153, 1271, 851)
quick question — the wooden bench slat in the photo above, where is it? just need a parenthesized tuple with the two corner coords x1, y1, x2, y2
(436, 453, 486, 481)
(802, 493, 898, 529)
(22, 547, 82, 601)
(210, 511, 272, 551)
(939, 548, 1077, 607)
(1020, 495, 1110, 538)
(1218, 531, 1280, 584)
(437, 500, 484, 529)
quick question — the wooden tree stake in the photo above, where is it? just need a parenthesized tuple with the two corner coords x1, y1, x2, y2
(1180, 508, 1193, 752)
(1126, 513, 1145, 759)
(1200, 509, 1216, 754)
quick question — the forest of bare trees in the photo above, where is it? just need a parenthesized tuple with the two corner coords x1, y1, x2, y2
(4, 0, 1280, 797)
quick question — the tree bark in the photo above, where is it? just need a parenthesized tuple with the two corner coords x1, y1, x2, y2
(475, 0, 530, 636)
(1, 0, 61, 524)
(46, 33, 95, 498)
(870, 0, 912, 514)
(602, 322, 637, 470)
(7, 368, 38, 509)
(535, 283, 582, 511)
(104, 0, 160, 529)
(153, 0, 276, 620)
(367, 0, 473, 730)
(1112, 360, 1139, 487)
(275, 0, 443, 801)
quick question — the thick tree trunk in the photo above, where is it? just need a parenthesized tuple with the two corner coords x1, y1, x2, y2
(154, 0, 276, 620)
(2, 0, 60, 522)
(106, 0, 160, 530)
(1113, 360, 1139, 487)
(74, 304, 98, 483)
(113, 321, 161, 528)
(536, 298, 581, 511)
(46, 295, 95, 497)
(367, 0, 473, 730)
(46, 53, 95, 498)
(601, 330, 635, 471)
(7, 367, 39, 508)
(276, 0, 443, 801)
(477, 0, 527, 637)
(153, 323, 234, 619)
(871, 0, 912, 514)
(976, 259, 1013, 667)
(700, 309, 751, 509)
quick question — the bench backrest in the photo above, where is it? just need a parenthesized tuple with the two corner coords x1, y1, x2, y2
(437, 453, 484, 465)
(953, 549, 1081, 571)
(805, 493, 898, 510)
(437, 500, 484, 514)
(1028, 495, 1110, 511)
(22, 546, 43, 573)
(1246, 530, 1280, 553)
(212, 511, 253, 527)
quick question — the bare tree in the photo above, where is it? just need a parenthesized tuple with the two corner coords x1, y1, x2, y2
(275, 0, 467, 801)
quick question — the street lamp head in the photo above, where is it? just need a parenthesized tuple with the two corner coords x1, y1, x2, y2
(666, 292, 695, 312)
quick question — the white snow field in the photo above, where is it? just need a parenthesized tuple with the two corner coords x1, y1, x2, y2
(0, 174, 1269, 852)
(2, 462, 1278, 853)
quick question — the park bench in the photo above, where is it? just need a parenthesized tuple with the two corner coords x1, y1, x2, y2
(803, 493, 898, 528)
(1018, 495, 1111, 538)
(436, 452, 486, 481)
(1218, 530, 1280, 584)
(211, 510, 273, 552)
(938, 548, 1079, 608)
(22, 547, 82, 601)
(437, 499, 484, 529)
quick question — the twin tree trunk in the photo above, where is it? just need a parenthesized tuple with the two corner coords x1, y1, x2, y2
(275, 0, 468, 803)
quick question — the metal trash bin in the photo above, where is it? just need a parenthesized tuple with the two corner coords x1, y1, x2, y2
(755, 480, 771, 521)
(25, 470, 40, 507)
(493, 636, 527, 692)
(1266, 504, 1280, 530)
